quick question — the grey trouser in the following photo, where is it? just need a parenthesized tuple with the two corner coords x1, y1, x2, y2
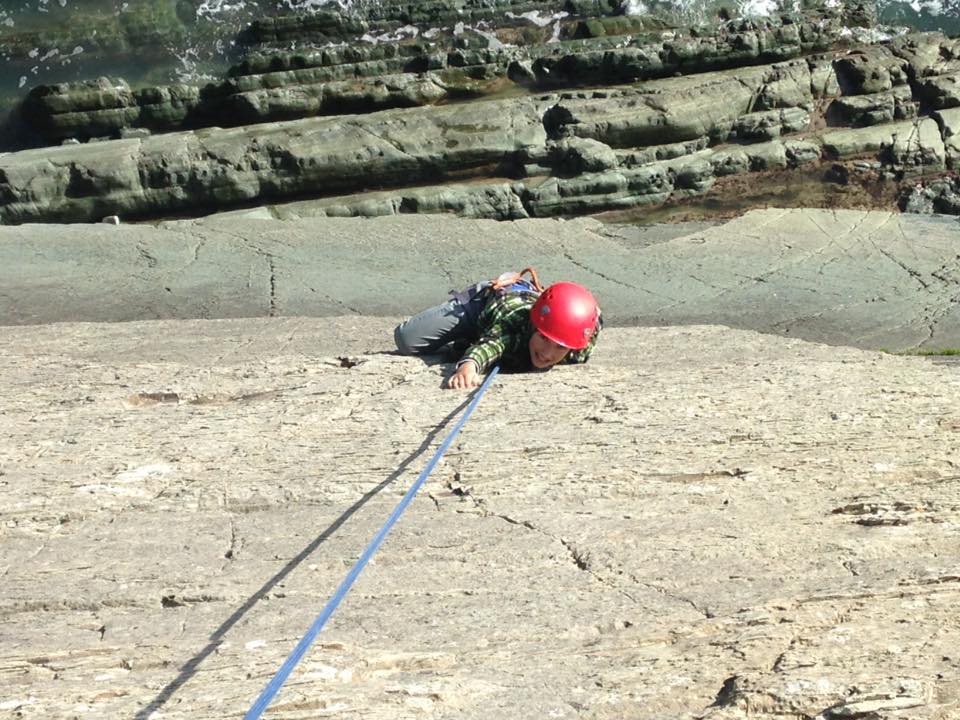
(394, 283, 488, 355)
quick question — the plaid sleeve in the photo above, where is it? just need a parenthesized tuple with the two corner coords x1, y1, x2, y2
(461, 336, 507, 373)
(460, 294, 533, 373)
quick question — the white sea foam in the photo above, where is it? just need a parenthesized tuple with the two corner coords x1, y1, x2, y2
(548, 20, 562, 43)
(174, 46, 202, 81)
(907, 0, 945, 16)
(506, 10, 569, 27)
(737, 0, 784, 17)
(197, 0, 250, 20)
(840, 24, 905, 41)
(474, 27, 511, 49)
(278, 0, 341, 9)
(623, 0, 649, 14)
(360, 24, 420, 44)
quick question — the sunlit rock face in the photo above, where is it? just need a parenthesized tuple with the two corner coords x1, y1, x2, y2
(2, 316, 960, 719)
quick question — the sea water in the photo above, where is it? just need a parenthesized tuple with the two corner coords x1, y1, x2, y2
(1, 1, 260, 108)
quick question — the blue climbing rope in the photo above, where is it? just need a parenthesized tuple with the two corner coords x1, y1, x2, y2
(244, 366, 500, 720)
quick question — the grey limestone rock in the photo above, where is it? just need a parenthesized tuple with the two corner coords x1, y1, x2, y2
(548, 137, 620, 175)
(889, 31, 960, 78)
(544, 65, 776, 148)
(754, 58, 815, 110)
(783, 138, 823, 165)
(710, 146, 752, 175)
(0, 48, 836, 225)
(934, 106, 960, 168)
(902, 176, 960, 214)
(0, 98, 551, 224)
(1, 300, 959, 718)
(916, 72, 960, 110)
(826, 85, 916, 127)
(223, 74, 450, 124)
(833, 46, 911, 95)
(238, 10, 368, 44)
(615, 137, 710, 167)
(733, 107, 810, 141)
(22, 77, 204, 142)
(819, 119, 916, 158)
(529, 16, 837, 88)
(743, 139, 790, 170)
(14, 13, 841, 146)
(4, 208, 960, 350)
(9, 9, 960, 225)
(885, 117, 947, 173)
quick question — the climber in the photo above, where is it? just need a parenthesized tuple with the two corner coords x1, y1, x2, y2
(394, 268, 602, 389)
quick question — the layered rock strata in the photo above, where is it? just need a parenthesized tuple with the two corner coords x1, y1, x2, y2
(4, 15, 960, 224)
(19, 16, 844, 142)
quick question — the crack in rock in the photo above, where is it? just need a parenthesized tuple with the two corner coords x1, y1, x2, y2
(268, 256, 277, 317)
(633, 576, 714, 618)
(874, 243, 931, 290)
(560, 245, 643, 292)
(136, 243, 158, 269)
(224, 521, 239, 560)
(560, 538, 592, 571)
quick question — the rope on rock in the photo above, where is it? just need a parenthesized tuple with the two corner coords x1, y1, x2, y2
(244, 366, 500, 720)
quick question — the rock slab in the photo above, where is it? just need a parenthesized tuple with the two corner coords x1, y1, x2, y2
(2, 208, 960, 352)
(1, 318, 958, 719)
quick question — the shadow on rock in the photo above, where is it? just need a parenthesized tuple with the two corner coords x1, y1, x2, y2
(133, 392, 474, 720)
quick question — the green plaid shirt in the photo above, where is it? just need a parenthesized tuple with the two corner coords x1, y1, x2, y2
(461, 291, 601, 373)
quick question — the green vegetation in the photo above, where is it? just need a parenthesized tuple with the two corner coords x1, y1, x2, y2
(886, 348, 960, 356)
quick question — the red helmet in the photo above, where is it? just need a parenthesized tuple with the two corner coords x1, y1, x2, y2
(530, 282, 599, 350)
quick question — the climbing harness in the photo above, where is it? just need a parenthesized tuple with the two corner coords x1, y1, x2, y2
(448, 267, 544, 326)
(243, 366, 500, 720)
(489, 266, 544, 297)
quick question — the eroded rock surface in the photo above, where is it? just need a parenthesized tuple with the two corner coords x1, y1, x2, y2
(1, 318, 958, 719)
(2, 208, 959, 352)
